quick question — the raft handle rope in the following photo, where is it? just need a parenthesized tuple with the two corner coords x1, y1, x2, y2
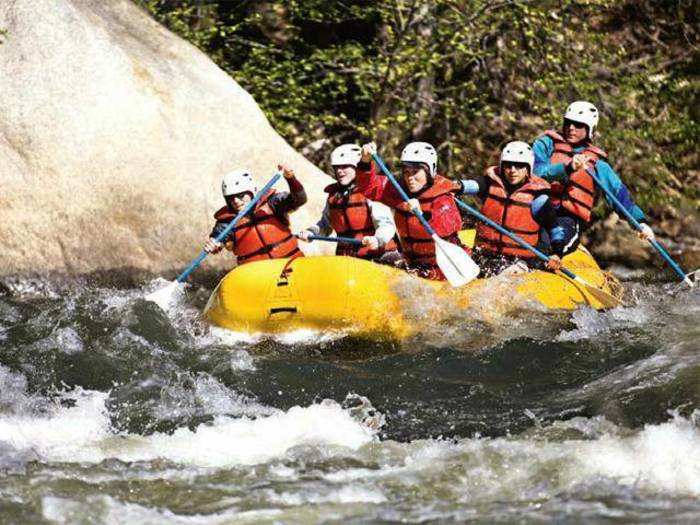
(269, 307, 298, 314)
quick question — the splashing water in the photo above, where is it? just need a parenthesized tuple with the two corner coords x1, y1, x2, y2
(0, 272, 698, 523)
(144, 279, 189, 312)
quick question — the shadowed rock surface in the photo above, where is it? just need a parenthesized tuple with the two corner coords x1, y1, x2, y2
(0, 0, 330, 277)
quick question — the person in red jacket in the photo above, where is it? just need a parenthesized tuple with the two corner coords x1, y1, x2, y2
(455, 141, 560, 277)
(355, 141, 468, 281)
(297, 143, 400, 262)
(203, 165, 306, 265)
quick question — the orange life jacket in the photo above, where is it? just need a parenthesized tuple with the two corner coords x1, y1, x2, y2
(325, 183, 398, 258)
(214, 190, 302, 265)
(393, 176, 463, 267)
(544, 130, 607, 223)
(476, 167, 550, 259)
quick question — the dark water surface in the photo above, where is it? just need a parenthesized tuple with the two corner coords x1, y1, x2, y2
(0, 272, 698, 524)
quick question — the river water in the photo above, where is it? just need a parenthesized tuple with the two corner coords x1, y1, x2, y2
(0, 270, 698, 524)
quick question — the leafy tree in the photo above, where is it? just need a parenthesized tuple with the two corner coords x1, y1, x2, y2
(135, 0, 698, 219)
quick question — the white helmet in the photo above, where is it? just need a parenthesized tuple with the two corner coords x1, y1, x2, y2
(222, 169, 257, 197)
(500, 141, 534, 172)
(564, 100, 599, 138)
(400, 141, 438, 178)
(330, 144, 362, 167)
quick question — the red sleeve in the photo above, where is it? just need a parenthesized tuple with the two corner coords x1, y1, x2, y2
(269, 176, 307, 215)
(286, 175, 304, 193)
(429, 195, 462, 237)
(355, 162, 404, 208)
(355, 162, 383, 200)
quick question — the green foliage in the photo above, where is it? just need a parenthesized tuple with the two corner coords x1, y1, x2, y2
(136, 0, 698, 218)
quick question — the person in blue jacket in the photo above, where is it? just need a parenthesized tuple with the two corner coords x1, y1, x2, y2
(532, 101, 654, 265)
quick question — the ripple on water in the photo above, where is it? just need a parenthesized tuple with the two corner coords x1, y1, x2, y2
(0, 274, 698, 522)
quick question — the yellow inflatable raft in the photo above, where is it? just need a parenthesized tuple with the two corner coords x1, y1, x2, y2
(203, 230, 622, 339)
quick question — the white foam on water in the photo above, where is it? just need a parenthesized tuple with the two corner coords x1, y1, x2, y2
(573, 413, 700, 494)
(267, 485, 387, 506)
(229, 349, 256, 371)
(321, 414, 700, 500)
(0, 276, 69, 299)
(207, 325, 350, 347)
(272, 328, 350, 345)
(557, 302, 653, 342)
(206, 326, 261, 346)
(2, 385, 699, 513)
(0, 364, 52, 416)
(0, 390, 377, 468)
(152, 372, 275, 421)
(28, 326, 85, 355)
(42, 494, 250, 525)
(0, 364, 34, 413)
(0, 389, 110, 463)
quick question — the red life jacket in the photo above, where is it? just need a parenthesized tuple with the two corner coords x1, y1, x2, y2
(214, 190, 302, 265)
(476, 167, 550, 259)
(325, 183, 398, 259)
(393, 176, 464, 268)
(544, 130, 607, 223)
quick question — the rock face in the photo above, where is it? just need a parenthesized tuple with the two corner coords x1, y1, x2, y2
(0, 0, 331, 276)
(583, 212, 700, 274)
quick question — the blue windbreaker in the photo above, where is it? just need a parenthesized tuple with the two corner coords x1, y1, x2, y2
(532, 135, 646, 223)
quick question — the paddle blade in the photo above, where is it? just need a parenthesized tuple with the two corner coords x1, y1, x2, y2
(570, 275, 623, 308)
(583, 282, 623, 308)
(433, 235, 480, 287)
(145, 280, 187, 311)
(682, 269, 698, 289)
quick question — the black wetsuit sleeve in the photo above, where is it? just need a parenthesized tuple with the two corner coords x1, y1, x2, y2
(475, 175, 490, 199)
(210, 220, 232, 241)
(532, 190, 557, 230)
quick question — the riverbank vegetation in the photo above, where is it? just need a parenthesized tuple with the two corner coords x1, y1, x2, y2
(137, 0, 698, 223)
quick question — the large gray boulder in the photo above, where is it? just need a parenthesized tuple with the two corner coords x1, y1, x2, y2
(0, 0, 331, 276)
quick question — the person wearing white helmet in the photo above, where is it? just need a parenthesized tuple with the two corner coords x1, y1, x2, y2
(532, 101, 654, 261)
(203, 164, 307, 266)
(454, 141, 560, 276)
(296, 144, 400, 262)
(353, 140, 469, 281)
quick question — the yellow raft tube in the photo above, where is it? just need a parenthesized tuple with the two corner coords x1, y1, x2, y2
(203, 230, 622, 339)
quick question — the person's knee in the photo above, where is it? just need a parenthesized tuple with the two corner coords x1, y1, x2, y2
(550, 217, 580, 255)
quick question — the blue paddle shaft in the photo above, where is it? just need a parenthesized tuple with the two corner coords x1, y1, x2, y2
(586, 168, 689, 282)
(175, 173, 283, 283)
(371, 153, 437, 236)
(455, 200, 577, 281)
(308, 235, 363, 246)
